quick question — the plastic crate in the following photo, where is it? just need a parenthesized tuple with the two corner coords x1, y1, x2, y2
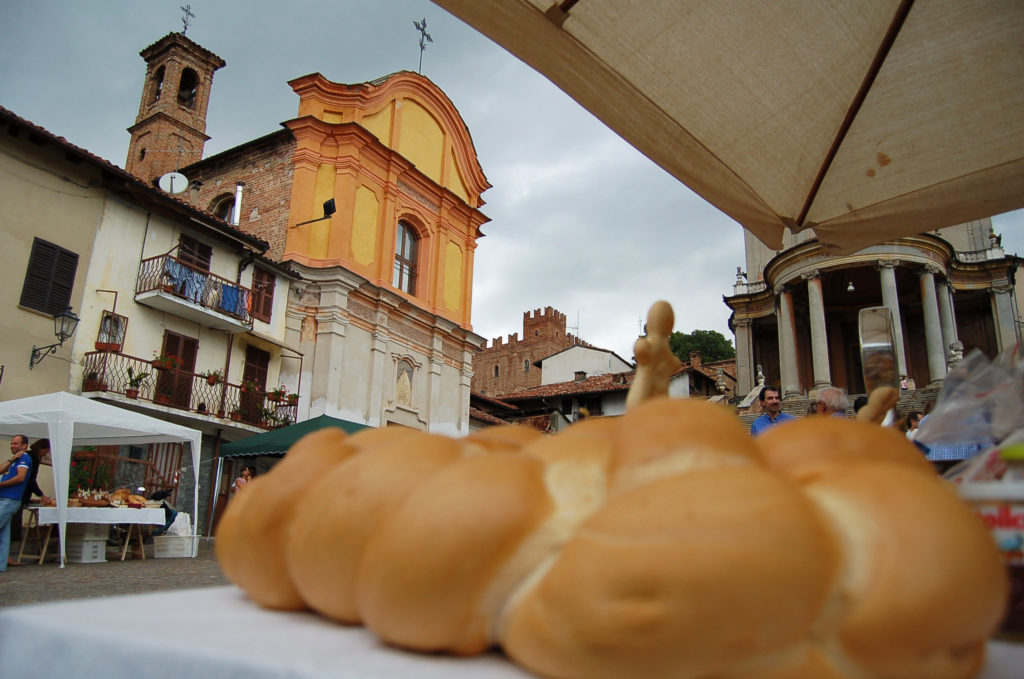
(66, 523, 108, 541)
(153, 535, 195, 558)
(65, 539, 107, 563)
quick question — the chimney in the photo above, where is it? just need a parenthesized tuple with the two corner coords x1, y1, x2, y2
(689, 350, 702, 368)
(574, 370, 587, 382)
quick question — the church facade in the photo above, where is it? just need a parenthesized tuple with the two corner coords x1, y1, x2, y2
(725, 220, 1021, 399)
(126, 32, 490, 434)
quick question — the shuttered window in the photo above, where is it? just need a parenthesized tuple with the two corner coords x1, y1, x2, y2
(252, 267, 275, 323)
(20, 238, 79, 315)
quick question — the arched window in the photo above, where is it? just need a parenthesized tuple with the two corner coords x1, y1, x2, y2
(493, 365, 499, 378)
(150, 65, 165, 104)
(393, 220, 419, 294)
(523, 359, 530, 372)
(177, 68, 199, 108)
(210, 194, 236, 223)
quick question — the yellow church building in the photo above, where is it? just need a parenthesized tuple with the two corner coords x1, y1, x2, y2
(126, 32, 490, 433)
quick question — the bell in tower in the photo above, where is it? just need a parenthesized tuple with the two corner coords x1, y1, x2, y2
(125, 32, 225, 186)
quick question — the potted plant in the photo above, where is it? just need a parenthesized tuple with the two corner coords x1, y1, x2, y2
(266, 385, 287, 403)
(151, 353, 181, 371)
(240, 380, 262, 395)
(201, 369, 224, 386)
(125, 366, 150, 399)
(83, 370, 108, 392)
(286, 392, 299, 405)
(229, 408, 242, 421)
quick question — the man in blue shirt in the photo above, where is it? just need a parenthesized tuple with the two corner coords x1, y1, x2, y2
(1, 434, 33, 571)
(750, 386, 796, 436)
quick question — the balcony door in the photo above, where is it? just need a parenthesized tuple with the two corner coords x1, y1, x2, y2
(240, 344, 269, 423)
(156, 331, 198, 409)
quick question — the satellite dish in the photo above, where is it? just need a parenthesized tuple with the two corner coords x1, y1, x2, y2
(157, 172, 189, 195)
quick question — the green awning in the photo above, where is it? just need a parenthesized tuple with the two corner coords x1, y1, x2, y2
(220, 414, 370, 457)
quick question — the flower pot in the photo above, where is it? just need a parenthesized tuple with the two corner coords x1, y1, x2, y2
(229, 412, 241, 421)
(154, 394, 172, 405)
(83, 379, 107, 392)
(266, 394, 280, 403)
(206, 376, 218, 386)
(126, 388, 139, 399)
(216, 409, 225, 418)
(287, 395, 299, 405)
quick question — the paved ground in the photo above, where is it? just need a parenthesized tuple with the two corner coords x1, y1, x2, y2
(0, 537, 229, 607)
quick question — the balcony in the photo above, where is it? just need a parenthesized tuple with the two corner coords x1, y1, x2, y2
(135, 254, 253, 332)
(81, 351, 297, 430)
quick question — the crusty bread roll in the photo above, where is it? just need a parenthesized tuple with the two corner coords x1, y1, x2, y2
(215, 427, 360, 609)
(217, 399, 1008, 679)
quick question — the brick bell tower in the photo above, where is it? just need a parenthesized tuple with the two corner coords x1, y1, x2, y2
(125, 32, 225, 186)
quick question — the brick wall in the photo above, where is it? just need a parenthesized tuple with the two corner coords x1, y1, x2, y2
(183, 133, 296, 260)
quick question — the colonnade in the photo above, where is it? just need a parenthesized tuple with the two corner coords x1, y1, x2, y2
(771, 261, 962, 399)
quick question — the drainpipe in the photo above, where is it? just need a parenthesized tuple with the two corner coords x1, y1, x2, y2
(231, 182, 244, 226)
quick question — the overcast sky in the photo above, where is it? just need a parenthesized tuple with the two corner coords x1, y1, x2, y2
(2, 0, 1022, 361)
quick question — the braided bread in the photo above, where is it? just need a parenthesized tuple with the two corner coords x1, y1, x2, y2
(216, 399, 1006, 679)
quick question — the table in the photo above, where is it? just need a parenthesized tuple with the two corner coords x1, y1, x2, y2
(22, 506, 166, 563)
(0, 586, 1020, 679)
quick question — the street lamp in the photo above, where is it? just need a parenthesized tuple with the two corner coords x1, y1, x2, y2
(29, 306, 80, 369)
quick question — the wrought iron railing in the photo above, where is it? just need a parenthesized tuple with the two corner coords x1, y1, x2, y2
(82, 351, 297, 430)
(136, 254, 254, 325)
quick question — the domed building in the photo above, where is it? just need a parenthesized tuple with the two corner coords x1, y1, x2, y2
(725, 219, 1021, 399)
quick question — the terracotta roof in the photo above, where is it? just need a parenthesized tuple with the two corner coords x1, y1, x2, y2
(0, 104, 271, 255)
(469, 407, 509, 426)
(470, 391, 520, 410)
(501, 371, 634, 401)
(139, 32, 226, 68)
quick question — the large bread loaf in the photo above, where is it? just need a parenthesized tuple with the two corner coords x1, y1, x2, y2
(216, 398, 1007, 679)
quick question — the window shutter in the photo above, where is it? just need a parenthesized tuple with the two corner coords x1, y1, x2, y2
(20, 238, 78, 314)
(252, 268, 275, 322)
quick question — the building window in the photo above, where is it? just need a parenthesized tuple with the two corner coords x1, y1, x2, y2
(252, 267, 275, 323)
(523, 360, 530, 372)
(211, 194, 236, 223)
(178, 235, 212, 271)
(20, 238, 79, 315)
(96, 311, 128, 350)
(149, 65, 165, 104)
(393, 221, 418, 294)
(493, 365, 499, 378)
(177, 68, 198, 108)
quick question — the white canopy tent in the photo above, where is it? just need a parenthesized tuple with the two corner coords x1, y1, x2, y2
(0, 392, 202, 566)
(434, 0, 1024, 254)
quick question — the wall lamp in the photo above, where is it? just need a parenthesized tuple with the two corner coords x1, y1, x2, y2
(293, 199, 336, 227)
(29, 306, 80, 369)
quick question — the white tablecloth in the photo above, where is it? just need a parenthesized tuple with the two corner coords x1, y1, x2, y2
(0, 586, 1019, 679)
(35, 506, 166, 525)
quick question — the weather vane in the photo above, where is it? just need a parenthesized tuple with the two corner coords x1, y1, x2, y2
(413, 18, 433, 74)
(180, 4, 196, 34)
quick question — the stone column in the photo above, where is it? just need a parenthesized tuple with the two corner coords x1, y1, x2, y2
(802, 270, 831, 388)
(733, 317, 754, 394)
(919, 265, 946, 384)
(991, 279, 1020, 352)
(936, 279, 962, 368)
(877, 259, 908, 379)
(776, 286, 801, 398)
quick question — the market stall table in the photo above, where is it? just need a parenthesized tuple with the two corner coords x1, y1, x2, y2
(0, 587, 1020, 679)
(22, 505, 167, 564)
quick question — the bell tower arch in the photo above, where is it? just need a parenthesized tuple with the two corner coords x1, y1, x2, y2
(125, 32, 225, 185)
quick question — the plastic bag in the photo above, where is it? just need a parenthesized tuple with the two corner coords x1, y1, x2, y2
(916, 343, 1024, 449)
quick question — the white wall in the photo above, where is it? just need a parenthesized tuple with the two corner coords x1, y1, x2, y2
(540, 346, 632, 385)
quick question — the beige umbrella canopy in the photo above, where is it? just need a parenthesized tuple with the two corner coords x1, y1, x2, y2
(434, 0, 1024, 253)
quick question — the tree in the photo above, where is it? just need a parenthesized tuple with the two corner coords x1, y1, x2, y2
(669, 329, 735, 363)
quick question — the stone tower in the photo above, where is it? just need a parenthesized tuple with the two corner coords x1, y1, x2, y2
(125, 33, 225, 185)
